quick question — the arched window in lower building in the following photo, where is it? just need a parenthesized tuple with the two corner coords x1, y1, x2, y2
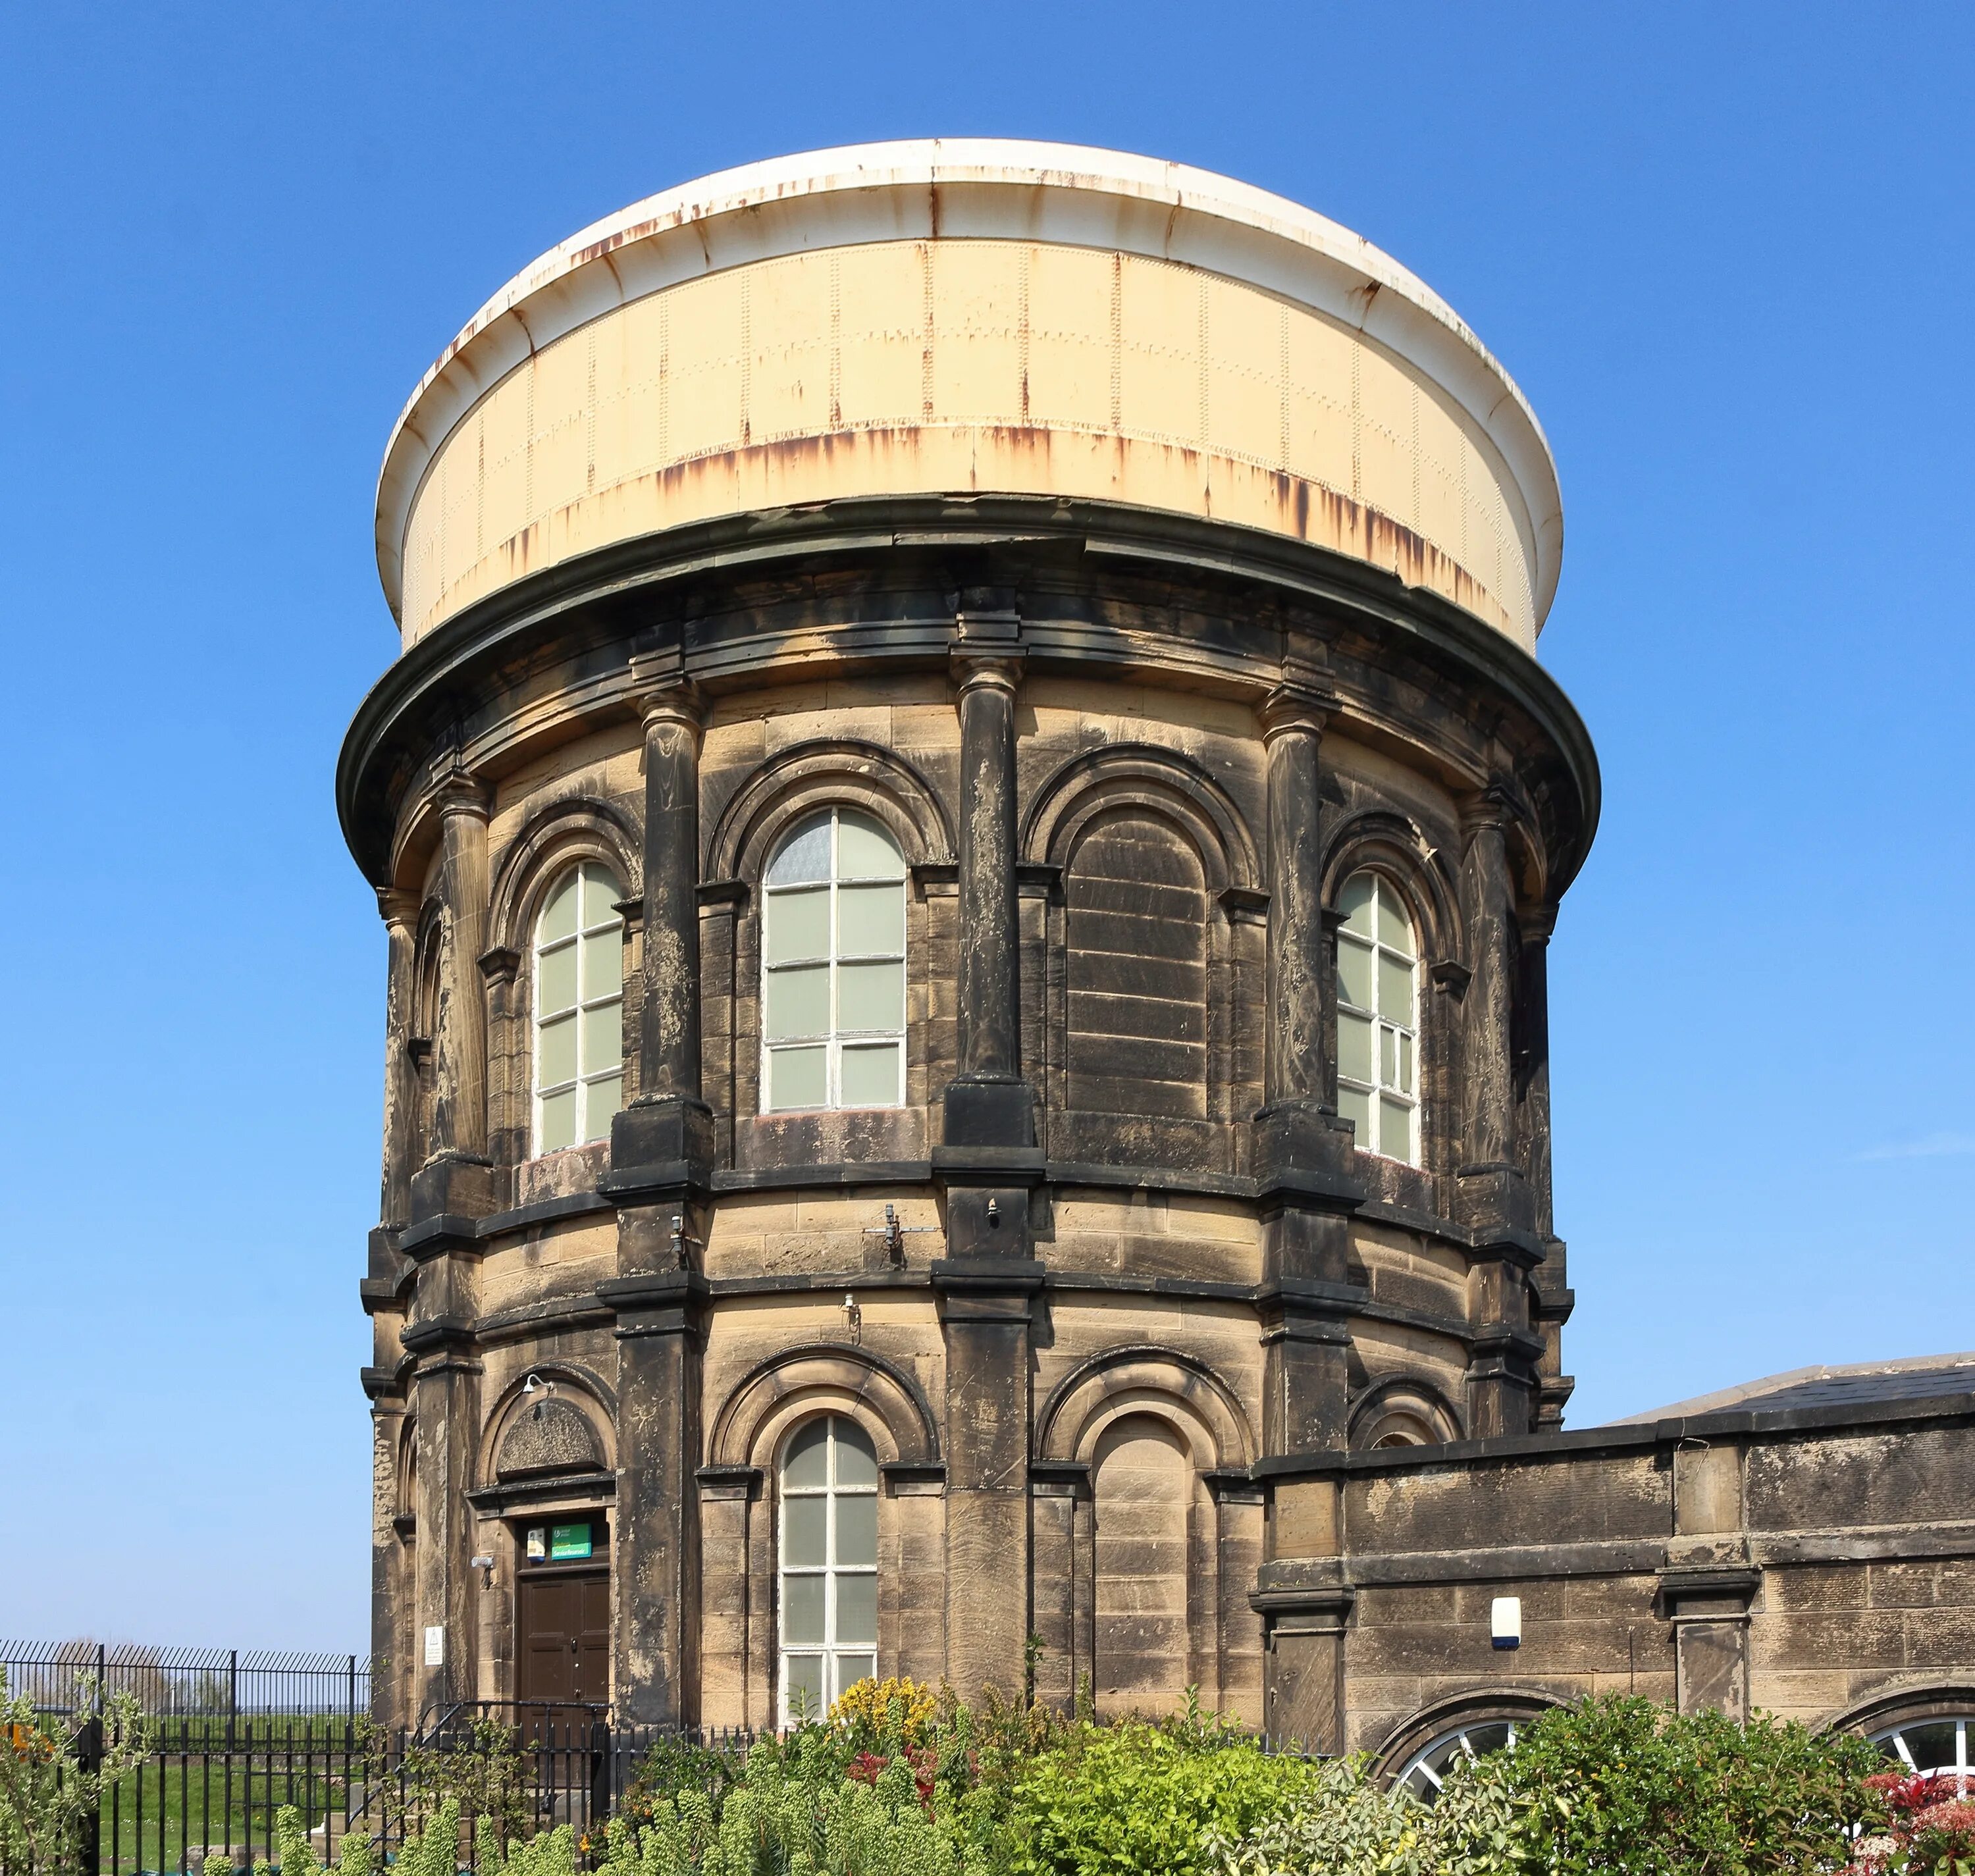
(533, 863, 624, 1153)
(778, 1414, 879, 1721)
(1394, 1718, 1522, 1802)
(762, 809, 907, 1112)
(1873, 1713, 1975, 1789)
(1336, 871, 1421, 1164)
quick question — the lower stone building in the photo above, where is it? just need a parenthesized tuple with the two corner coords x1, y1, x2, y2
(344, 141, 1975, 1782)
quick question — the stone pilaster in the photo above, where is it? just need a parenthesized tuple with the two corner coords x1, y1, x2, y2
(403, 1263, 481, 1717)
(1251, 1474, 1353, 1750)
(410, 775, 496, 1225)
(1252, 675, 1361, 1462)
(610, 673, 713, 1181)
(1517, 902, 1573, 1427)
(1456, 791, 1541, 1439)
(1662, 1441, 1758, 1719)
(378, 888, 421, 1230)
(934, 606, 1042, 1704)
(604, 664, 713, 1725)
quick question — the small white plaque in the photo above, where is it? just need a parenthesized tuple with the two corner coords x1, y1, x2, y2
(423, 1625, 446, 1667)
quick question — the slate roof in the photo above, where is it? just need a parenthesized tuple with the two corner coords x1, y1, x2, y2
(1612, 1353, 1975, 1424)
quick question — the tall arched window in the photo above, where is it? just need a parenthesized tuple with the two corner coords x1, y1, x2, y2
(761, 808, 906, 1112)
(533, 862, 624, 1153)
(1336, 871, 1420, 1164)
(778, 1415, 878, 1721)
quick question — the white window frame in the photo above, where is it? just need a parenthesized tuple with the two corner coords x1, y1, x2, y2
(760, 807, 907, 1113)
(777, 1414, 880, 1725)
(1396, 1719, 1523, 1803)
(1336, 870, 1421, 1165)
(1875, 1715, 1975, 1791)
(531, 861, 625, 1155)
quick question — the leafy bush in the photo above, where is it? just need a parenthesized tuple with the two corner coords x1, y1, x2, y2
(1849, 1771, 1975, 1875)
(1004, 1707, 1323, 1876)
(248, 1806, 373, 1876)
(0, 1671, 150, 1876)
(1496, 1696, 1882, 1876)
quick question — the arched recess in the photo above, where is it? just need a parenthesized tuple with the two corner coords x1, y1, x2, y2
(1022, 746, 1263, 1155)
(476, 1365, 619, 1490)
(708, 1344, 941, 1472)
(1348, 1376, 1463, 1451)
(704, 742, 954, 1141)
(409, 900, 445, 1166)
(485, 801, 641, 1171)
(700, 1344, 945, 1733)
(1321, 810, 1460, 1177)
(1032, 1348, 1261, 1724)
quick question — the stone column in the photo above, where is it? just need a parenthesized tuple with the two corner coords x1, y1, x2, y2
(1456, 791, 1541, 1438)
(1517, 902, 1574, 1428)
(411, 775, 496, 1224)
(612, 676, 712, 1177)
(378, 888, 421, 1230)
(934, 608, 1043, 1704)
(1251, 675, 1361, 1461)
(604, 665, 714, 1725)
(404, 1274, 481, 1717)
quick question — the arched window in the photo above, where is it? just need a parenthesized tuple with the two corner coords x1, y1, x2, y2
(1395, 1719, 1521, 1802)
(762, 808, 906, 1113)
(1873, 1714, 1975, 1789)
(778, 1415, 879, 1722)
(533, 862, 624, 1154)
(1336, 872, 1420, 1164)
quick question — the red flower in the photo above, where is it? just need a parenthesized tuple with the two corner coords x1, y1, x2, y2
(848, 1752, 889, 1786)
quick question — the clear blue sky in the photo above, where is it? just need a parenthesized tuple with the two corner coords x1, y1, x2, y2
(4, 3, 1970, 1652)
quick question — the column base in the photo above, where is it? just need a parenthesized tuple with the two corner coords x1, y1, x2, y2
(941, 1074, 1036, 1149)
(606, 1095, 714, 1197)
(407, 1153, 496, 1236)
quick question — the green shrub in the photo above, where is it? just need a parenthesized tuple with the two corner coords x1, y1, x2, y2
(250, 1806, 373, 1876)
(1005, 1711, 1323, 1876)
(0, 1671, 151, 1876)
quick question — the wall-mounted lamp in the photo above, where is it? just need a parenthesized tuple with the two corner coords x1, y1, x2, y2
(521, 1372, 556, 1421)
(841, 1292, 862, 1345)
(470, 1553, 496, 1588)
(986, 1198, 1001, 1226)
(1490, 1596, 1522, 1651)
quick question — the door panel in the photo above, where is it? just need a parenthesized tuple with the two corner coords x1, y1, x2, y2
(517, 1572, 609, 1707)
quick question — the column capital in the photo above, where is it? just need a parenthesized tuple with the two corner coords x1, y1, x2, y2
(1458, 781, 1515, 839)
(1517, 900, 1559, 945)
(1258, 671, 1339, 743)
(431, 768, 490, 822)
(633, 673, 706, 742)
(950, 608, 1024, 698)
(377, 885, 421, 929)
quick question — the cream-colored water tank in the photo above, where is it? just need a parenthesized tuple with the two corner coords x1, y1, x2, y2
(376, 140, 1562, 652)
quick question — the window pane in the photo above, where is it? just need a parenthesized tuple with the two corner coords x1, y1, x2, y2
(1380, 1025, 1398, 1087)
(783, 1419, 830, 1489)
(1901, 1724, 1959, 1774)
(835, 1495, 877, 1567)
(835, 1654, 876, 1694)
(784, 1496, 826, 1567)
(584, 1074, 621, 1139)
(833, 1419, 878, 1488)
(1337, 936, 1374, 1012)
(784, 1652, 825, 1717)
(538, 1088, 577, 1153)
(837, 812, 904, 880)
(581, 867, 623, 928)
(540, 872, 579, 943)
(768, 1045, 828, 1110)
(1340, 873, 1375, 936)
(766, 887, 830, 965)
(838, 883, 905, 956)
(840, 1043, 901, 1108)
(1376, 877, 1411, 952)
(538, 1014, 578, 1088)
(1378, 952, 1414, 1024)
(836, 1575, 878, 1646)
(539, 942, 579, 1016)
(783, 1575, 825, 1646)
(839, 960, 905, 1033)
(1399, 1031, 1415, 1093)
(1338, 1010, 1374, 1084)
(767, 815, 832, 887)
(581, 932, 620, 1003)
(582, 999, 622, 1072)
(765, 964, 830, 1041)
(1379, 1095, 1415, 1161)
(1338, 1083, 1372, 1143)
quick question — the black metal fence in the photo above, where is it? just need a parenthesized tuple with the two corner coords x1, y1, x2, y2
(1, 1643, 369, 1719)
(63, 1703, 758, 1876)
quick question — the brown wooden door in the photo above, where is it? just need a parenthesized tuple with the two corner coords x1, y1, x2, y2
(517, 1571, 610, 1706)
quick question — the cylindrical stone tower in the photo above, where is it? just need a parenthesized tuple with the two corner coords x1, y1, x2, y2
(344, 140, 1596, 1737)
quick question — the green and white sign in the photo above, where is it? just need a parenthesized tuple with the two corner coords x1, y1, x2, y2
(550, 1521, 592, 1561)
